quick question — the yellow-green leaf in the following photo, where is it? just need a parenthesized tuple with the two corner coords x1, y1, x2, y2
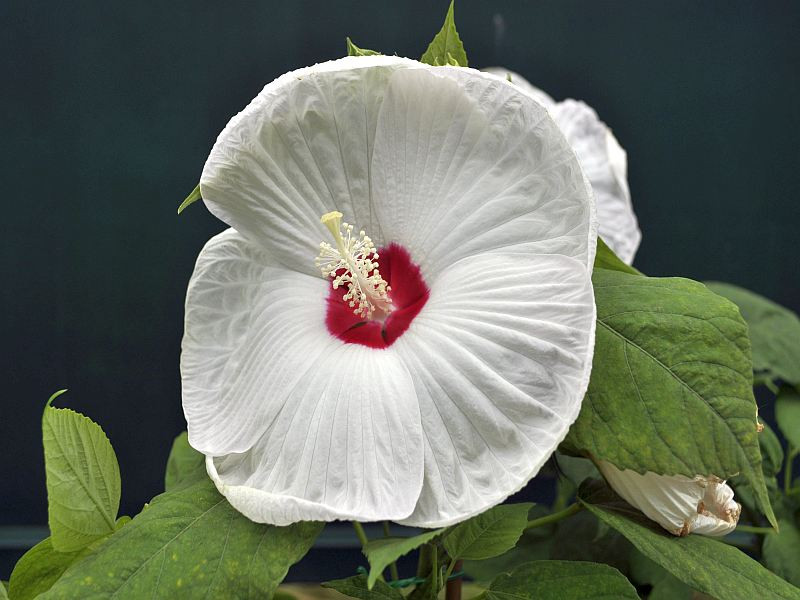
(420, 1, 467, 67)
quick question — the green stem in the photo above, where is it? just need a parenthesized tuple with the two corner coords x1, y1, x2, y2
(735, 524, 774, 535)
(525, 502, 582, 530)
(352, 521, 369, 548)
(431, 544, 439, 591)
(444, 558, 458, 583)
(784, 445, 798, 494)
(382, 522, 400, 581)
(417, 544, 433, 578)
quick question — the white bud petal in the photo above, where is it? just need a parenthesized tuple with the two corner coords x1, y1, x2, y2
(597, 460, 741, 537)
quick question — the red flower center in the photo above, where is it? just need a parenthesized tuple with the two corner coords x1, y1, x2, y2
(325, 243, 429, 349)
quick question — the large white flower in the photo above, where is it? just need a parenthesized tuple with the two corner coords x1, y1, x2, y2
(181, 56, 597, 527)
(485, 68, 641, 265)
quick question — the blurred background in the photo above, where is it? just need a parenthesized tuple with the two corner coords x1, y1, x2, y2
(2, 0, 798, 581)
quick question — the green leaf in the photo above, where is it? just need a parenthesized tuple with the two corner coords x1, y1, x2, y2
(40, 477, 323, 599)
(759, 421, 785, 476)
(322, 574, 403, 600)
(483, 560, 638, 599)
(593, 236, 642, 276)
(629, 551, 695, 600)
(705, 282, 800, 386)
(443, 503, 533, 561)
(549, 510, 632, 575)
(177, 183, 201, 214)
(564, 268, 776, 528)
(43, 391, 121, 552)
(8, 537, 84, 600)
(0, 582, 7, 600)
(579, 481, 800, 600)
(346, 37, 380, 57)
(764, 520, 800, 587)
(164, 431, 206, 491)
(362, 528, 446, 589)
(420, 1, 467, 67)
(776, 388, 800, 449)
(557, 453, 600, 487)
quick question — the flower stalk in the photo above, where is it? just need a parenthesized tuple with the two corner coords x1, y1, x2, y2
(524, 502, 583, 531)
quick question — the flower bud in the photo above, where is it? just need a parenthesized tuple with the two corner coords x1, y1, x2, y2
(597, 460, 741, 536)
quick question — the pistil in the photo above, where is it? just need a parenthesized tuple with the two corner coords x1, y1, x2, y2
(315, 211, 391, 319)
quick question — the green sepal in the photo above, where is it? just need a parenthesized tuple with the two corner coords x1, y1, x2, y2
(420, 1, 468, 67)
(177, 183, 201, 214)
(346, 37, 380, 57)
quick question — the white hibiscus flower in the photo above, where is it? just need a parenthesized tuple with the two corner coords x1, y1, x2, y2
(181, 56, 597, 527)
(485, 67, 641, 265)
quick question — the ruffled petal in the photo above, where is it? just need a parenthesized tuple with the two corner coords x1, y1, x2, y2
(551, 100, 641, 264)
(200, 56, 418, 276)
(182, 228, 423, 524)
(393, 252, 596, 527)
(182, 228, 335, 455)
(482, 67, 556, 107)
(597, 461, 741, 537)
(370, 67, 596, 280)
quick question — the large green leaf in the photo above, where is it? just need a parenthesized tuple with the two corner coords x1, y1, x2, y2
(43, 391, 121, 552)
(322, 574, 403, 600)
(776, 388, 800, 449)
(705, 282, 800, 386)
(164, 431, 206, 491)
(443, 503, 533, 561)
(764, 520, 800, 587)
(483, 560, 638, 599)
(579, 481, 800, 600)
(565, 268, 775, 527)
(40, 477, 323, 599)
(420, 1, 467, 67)
(362, 528, 446, 589)
(8, 537, 83, 600)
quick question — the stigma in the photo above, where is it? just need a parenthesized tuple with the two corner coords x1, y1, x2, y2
(315, 211, 391, 319)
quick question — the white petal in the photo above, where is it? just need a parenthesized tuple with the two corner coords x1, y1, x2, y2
(370, 67, 596, 280)
(200, 56, 419, 276)
(182, 228, 334, 455)
(597, 461, 741, 537)
(394, 252, 596, 527)
(482, 68, 641, 265)
(551, 100, 641, 265)
(182, 228, 423, 523)
(206, 345, 423, 525)
(482, 67, 556, 107)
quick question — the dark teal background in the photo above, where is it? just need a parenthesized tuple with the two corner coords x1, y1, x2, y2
(2, 0, 798, 579)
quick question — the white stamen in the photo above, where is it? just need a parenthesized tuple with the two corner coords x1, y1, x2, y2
(315, 211, 391, 319)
